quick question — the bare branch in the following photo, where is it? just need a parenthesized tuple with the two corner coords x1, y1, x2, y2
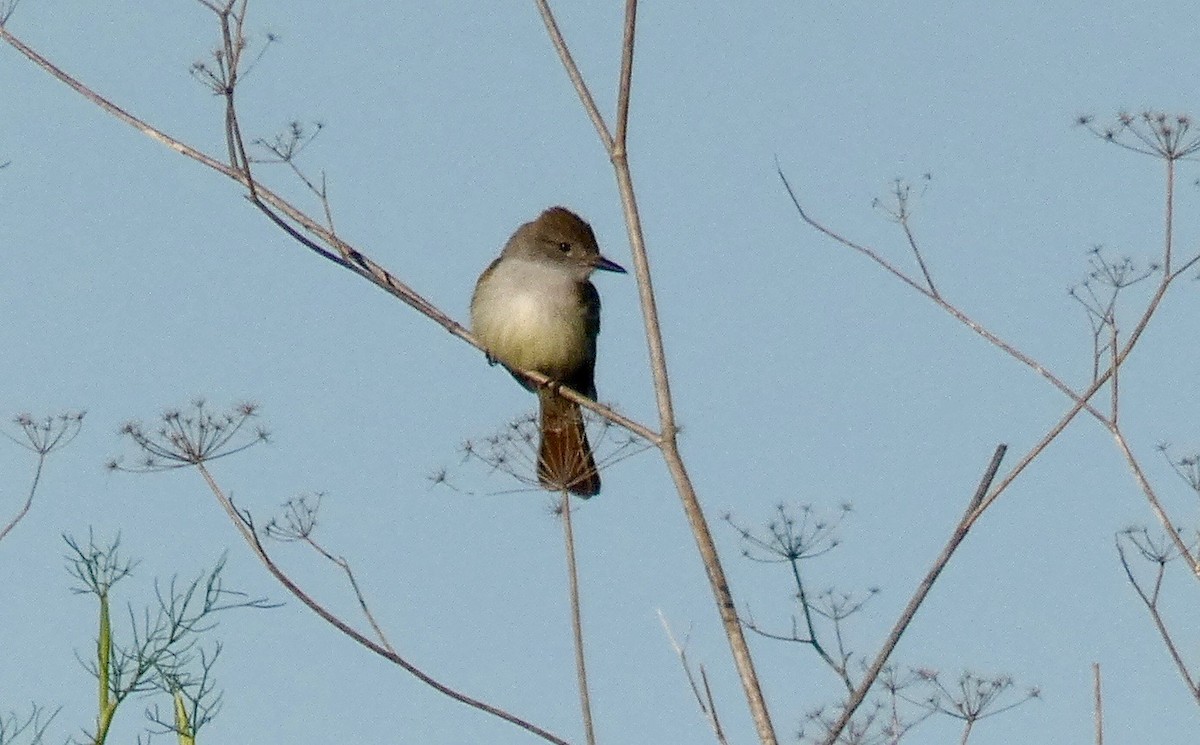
(614, 0, 637, 148)
(821, 445, 1007, 744)
(782, 149, 1197, 559)
(0, 411, 85, 544)
(532, 4, 778, 741)
(532, 0, 614, 151)
(729, 504, 859, 691)
(108, 400, 568, 743)
(1116, 528, 1200, 702)
(0, 0, 20, 26)
(1110, 428, 1200, 578)
(779, 165, 1102, 423)
(558, 495, 596, 745)
(196, 462, 571, 744)
(873, 175, 939, 297)
(265, 494, 396, 654)
(658, 611, 729, 745)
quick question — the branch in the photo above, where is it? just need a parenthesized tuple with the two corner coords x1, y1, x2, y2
(658, 611, 730, 745)
(780, 166, 1195, 544)
(614, 0, 637, 148)
(0, 24, 660, 448)
(1083, 161, 1200, 577)
(779, 166, 1104, 423)
(1, 411, 84, 544)
(531, 1, 613, 151)
(982, 148, 1192, 526)
(0, 453, 45, 544)
(821, 444, 1007, 744)
(294, 530, 397, 654)
(559, 495, 596, 745)
(1116, 533, 1199, 702)
(533, 3, 777, 742)
(194, 463, 571, 745)
(1110, 430, 1200, 577)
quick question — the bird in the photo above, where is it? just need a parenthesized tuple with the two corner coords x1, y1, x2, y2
(471, 206, 626, 496)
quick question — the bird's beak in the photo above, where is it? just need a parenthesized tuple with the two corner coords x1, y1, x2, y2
(594, 254, 627, 273)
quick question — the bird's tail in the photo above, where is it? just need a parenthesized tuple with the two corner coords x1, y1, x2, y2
(538, 388, 600, 497)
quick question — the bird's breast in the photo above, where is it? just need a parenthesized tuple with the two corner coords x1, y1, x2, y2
(471, 259, 591, 378)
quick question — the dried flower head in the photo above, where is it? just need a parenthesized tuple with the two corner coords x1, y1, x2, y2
(109, 400, 267, 472)
(1080, 110, 1200, 161)
(449, 406, 649, 497)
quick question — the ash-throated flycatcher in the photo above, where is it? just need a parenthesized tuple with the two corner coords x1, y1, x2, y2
(471, 206, 626, 497)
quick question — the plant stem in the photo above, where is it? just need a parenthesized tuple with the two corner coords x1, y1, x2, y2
(561, 494, 596, 745)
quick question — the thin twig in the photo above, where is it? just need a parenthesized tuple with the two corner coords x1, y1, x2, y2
(1109, 321, 1118, 424)
(784, 557, 853, 691)
(971, 258, 1178, 524)
(194, 463, 571, 745)
(1, 412, 83, 544)
(533, 3, 777, 742)
(560, 494, 596, 745)
(1110, 424, 1199, 579)
(785, 163, 1192, 549)
(658, 612, 730, 745)
(901, 215, 938, 299)
(1116, 535, 1199, 701)
(613, 0, 637, 149)
(0, 0, 22, 26)
(1163, 159, 1174, 275)
(531, 0, 613, 152)
(699, 666, 728, 745)
(303, 535, 396, 654)
(1092, 663, 1103, 745)
(821, 445, 1007, 745)
(968, 446, 1007, 512)
(0, 453, 45, 544)
(779, 165, 1106, 424)
(1090, 159, 1200, 576)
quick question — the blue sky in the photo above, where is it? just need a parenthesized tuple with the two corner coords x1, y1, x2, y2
(4, 2, 1200, 743)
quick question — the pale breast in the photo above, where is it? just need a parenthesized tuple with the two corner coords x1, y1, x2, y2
(471, 258, 591, 377)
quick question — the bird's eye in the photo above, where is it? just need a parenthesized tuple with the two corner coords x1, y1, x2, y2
(557, 242, 572, 253)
